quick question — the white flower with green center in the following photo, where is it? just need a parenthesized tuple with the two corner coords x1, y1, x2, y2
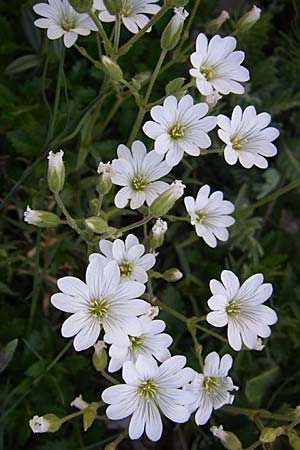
(102, 355, 195, 441)
(189, 33, 250, 96)
(51, 258, 149, 351)
(89, 234, 155, 283)
(93, 0, 160, 34)
(111, 140, 172, 210)
(217, 105, 280, 169)
(184, 184, 235, 248)
(186, 352, 238, 425)
(105, 315, 173, 372)
(207, 270, 278, 351)
(33, 0, 98, 48)
(143, 95, 217, 167)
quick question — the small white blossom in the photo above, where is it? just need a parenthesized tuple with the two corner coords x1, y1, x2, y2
(184, 184, 235, 248)
(187, 352, 238, 425)
(51, 258, 149, 351)
(111, 141, 172, 210)
(207, 270, 278, 351)
(152, 218, 168, 237)
(33, 0, 97, 48)
(189, 33, 249, 96)
(89, 234, 155, 283)
(145, 305, 159, 319)
(94, 0, 160, 34)
(102, 355, 195, 441)
(161, 7, 189, 50)
(237, 5, 261, 31)
(29, 416, 50, 433)
(70, 394, 89, 410)
(254, 338, 265, 351)
(24, 206, 40, 226)
(205, 91, 222, 109)
(143, 95, 217, 167)
(105, 315, 173, 372)
(97, 161, 114, 176)
(218, 105, 280, 169)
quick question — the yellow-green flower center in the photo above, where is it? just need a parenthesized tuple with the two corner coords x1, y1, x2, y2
(169, 124, 185, 140)
(89, 298, 108, 320)
(119, 260, 133, 277)
(61, 17, 76, 31)
(200, 66, 214, 81)
(203, 376, 220, 392)
(129, 335, 144, 349)
(195, 210, 206, 224)
(226, 299, 241, 316)
(139, 379, 158, 399)
(122, 5, 134, 17)
(131, 176, 148, 191)
(231, 136, 248, 150)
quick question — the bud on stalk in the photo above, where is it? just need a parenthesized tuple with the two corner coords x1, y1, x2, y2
(103, 0, 122, 15)
(149, 180, 185, 217)
(150, 218, 168, 249)
(24, 206, 60, 228)
(207, 10, 229, 34)
(92, 341, 108, 371)
(102, 56, 123, 82)
(236, 5, 261, 32)
(161, 7, 189, 51)
(211, 425, 242, 450)
(47, 150, 65, 194)
(29, 414, 61, 434)
(163, 268, 183, 282)
(85, 216, 108, 234)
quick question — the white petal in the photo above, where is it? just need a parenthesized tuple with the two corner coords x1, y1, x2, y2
(73, 320, 100, 351)
(145, 403, 163, 442)
(221, 270, 240, 298)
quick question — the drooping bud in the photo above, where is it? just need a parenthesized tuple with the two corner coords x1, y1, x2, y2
(70, 394, 89, 411)
(29, 414, 61, 434)
(24, 206, 60, 228)
(68, 0, 93, 13)
(149, 180, 185, 217)
(92, 341, 108, 371)
(254, 338, 264, 351)
(161, 7, 189, 51)
(211, 425, 242, 450)
(85, 216, 108, 234)
(205, 91, 222, 109)
(207, 10, 230, 34)
(97, 162, 114, 195)
(236, 5, 261, 32)
(103, 0, 123, 15)
(102, 56, 123, 82)
(259, 427, 284, 444)
(47, 150, 65, 194)
(163, 268, 183, 282)
(150, 218, 168, 249)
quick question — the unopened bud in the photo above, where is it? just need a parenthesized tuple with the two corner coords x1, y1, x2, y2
(71, 394, 89, 410)
(97, 162, 114, 195)
(205, 91, 222, 109)
(24, 206, 60, 228)
(236, 5, 261, 32)
(102, 56, 123, 82)
(29, 414, 61, 434)
(47, 150, 65, 193)
(211, 425, 242, 450)
(207, 10, 230, 34)
(150, 218, 168, 248)
(260, 427, 284, 444)
(103, 0, 122, 15)
(149, 180, 185, 217)
(254, 338, 264, 351)
(85, 216, 108, 234)
(163, 268, 183, 282)
(289, 431, 300, 450)
(92, 341, 108, 371)
(68, 0, 92, 13)
(145, 305, 160, 319)
(161, 7, 189, 50)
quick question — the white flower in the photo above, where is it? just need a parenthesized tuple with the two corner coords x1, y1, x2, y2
(51, 258, 149, 351)
(143, 95, 217, 167)
(151, 218, 168, 237)
(189, 33, 250, 96)
(89, 234, 155, 283)
(111, 140, 172, 210)
(105, 315, 173, 372)
(184, 184, 235, 248)
(207, 270, 278, 351)
(187, 352, 238, 425)
(94, 0, 160, 34)
(29, 416, 50, 433)
(217, 105, 280, 169)
(102, 355, 195, 441)
(33, 0, 97, 48)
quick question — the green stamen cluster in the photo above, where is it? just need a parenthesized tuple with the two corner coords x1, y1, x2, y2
(200, 66, 214, 81)
(195, 210, 206, 224)
(61, 17, 76, 31)
(139, 379, 158, 399)
(131, 176, 148, 191)
(119, 260, 133, 277)
(231, 136, 248, 150)
(89, 298, 108, 320)
(129, 335, 144, 349)
(203, 376, 220, 392)
(226, 299, 242, 316)
(169, 124, 185, 140)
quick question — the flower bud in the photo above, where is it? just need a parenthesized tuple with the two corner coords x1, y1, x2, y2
(205, 91, 222, 109)
(236, 5, 261, 32)
(259, 427, 284, 444)
(97, 162, 114, 195)
(145, 305, 160, 320)
(24, 206, 60, 228)
(163, 268, 183, 282)
(47, 150, 65, 194)
(68, 0, 93, 13)
(254, 338, 264, 351)
(70, 394, 89, 410)
(149, 180, 185, 217)
(161, 7, 189, 51)
(211, 425, 242, 450)
(150, 218, 168, 249)
(85, 216, 108, 234)
(92, 341, 108, 371)
(207, 10, 230, 34)
(29, 414, 61, 434)
(103, 0, 123, 15)
(102, 56, 123, 82)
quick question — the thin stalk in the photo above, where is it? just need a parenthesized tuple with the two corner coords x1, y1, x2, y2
(194, 323, 228, 343)
(74, 44, 100, 67)
(118, 214, 155, 234)
(89, 10, 113, 54)
(54, 193, 88, 241)
(154, 299, 189, 323)
(114, 15, 121, 54)
(50, 46, 65, 138)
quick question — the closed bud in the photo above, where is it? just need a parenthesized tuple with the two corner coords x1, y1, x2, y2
(161, 7, 189, 50)
(207, 10, 230, 34)
(236, 5, 261, 32)
(289, 431, 300, 450)
(211, 425, 242, 450)
(24, 206, 60, 228)
(92, 341, 108, 371)
(85, 216, 108, 234)
(47, 150, 65, 193)
(71, 394, 89, 410)
(205, 91, 222, 109)
(103, 0, 123, 15)
(102, 56, 123, 82)
(145, 305, 160, 319)
(29, 414, 61, 434)
(68, 0, 93, 13)
(97, 162, 114, 195)
(150, 180, 185, 217)
(163, 268, 183, 282)
(260, 427, 284, 444)
(150, 218, 168, 249)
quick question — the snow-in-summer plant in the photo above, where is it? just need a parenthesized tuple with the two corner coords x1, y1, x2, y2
(26, 1, 292, 448)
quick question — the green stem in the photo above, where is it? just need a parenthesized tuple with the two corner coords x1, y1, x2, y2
(89, 11, 113, 54)
(154, 299, 189, 323)
(50, 46, 65, 138)
(194, 323, 228, 343)
(187, 321, 204, 370)
(74, 44, 100, 67)
(222, 406, 291, 422)
(54, 193, 88, 240)
(114, 15, 121, 54)
(175, 0, 201, 55)
(165, 214, 190, 222)
(245, 441, 262, 450)
(61, 402, 103, 425)
(118, 214, 155, 235)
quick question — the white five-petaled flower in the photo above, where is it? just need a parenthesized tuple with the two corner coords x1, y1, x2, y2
(111, 140, 172, 210)
(51, 258, 149, 351)
(217, 105, 280, 169)
(33, 0, 98, 48)
(143, 95, 217, 167)
(29, 416, 50, 433)
(105, 315, 173, 372)
(102, 355, 195, 442)
(207, 270, 278, 351)
(189, 33, 250, 96)
(184, 184, 235, 248)
(94, 0, 160, 34)
(89, 234, 155, 283)
(186, 352, 238, 425)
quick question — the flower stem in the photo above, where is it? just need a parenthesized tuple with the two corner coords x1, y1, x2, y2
(114, 15, 121, 54)
(118, 214, 155, 234)
(89, 10, 113, 55)
(54, 193, 89, 241)
(194, 323, 228, 343)
(154, 299, 189, 323)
